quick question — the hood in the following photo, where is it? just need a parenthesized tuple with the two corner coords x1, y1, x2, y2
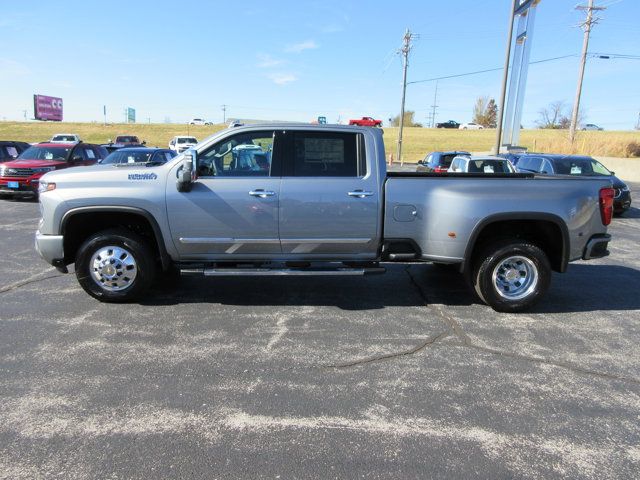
(611, 175, 627, 189)
(2, 158, 66, 169)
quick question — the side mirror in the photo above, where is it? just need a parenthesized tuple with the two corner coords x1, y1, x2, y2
(142, 140, 147, 145)
(610, 171, 615, 176)
(71, 155, 83, 164)
(177, 148, 196, 192)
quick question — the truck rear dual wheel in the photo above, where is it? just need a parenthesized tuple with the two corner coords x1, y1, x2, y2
(472, 240, 551, 313)
(75, 228, 156, 302)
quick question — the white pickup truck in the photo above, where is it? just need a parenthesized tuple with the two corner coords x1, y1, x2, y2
(35, 125, 614, 312)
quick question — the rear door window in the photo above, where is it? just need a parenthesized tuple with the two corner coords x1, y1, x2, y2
(290, 132, 363, 177)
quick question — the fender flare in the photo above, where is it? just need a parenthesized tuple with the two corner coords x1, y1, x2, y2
(462, 212, 570, 273)
(60, 206, 172, 270)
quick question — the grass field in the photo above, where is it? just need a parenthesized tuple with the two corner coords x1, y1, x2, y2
(1, 121, 638, 162)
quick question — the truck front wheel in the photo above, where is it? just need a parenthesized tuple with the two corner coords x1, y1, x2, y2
(75, 228, 156, 303)
(472, 240, 551, 313)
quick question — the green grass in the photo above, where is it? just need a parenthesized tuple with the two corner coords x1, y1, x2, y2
(1, 121, 638, 161)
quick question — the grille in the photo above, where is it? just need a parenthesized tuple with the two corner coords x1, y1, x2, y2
(0, 167, 33, 178)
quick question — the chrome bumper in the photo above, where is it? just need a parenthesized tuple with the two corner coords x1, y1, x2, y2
(582, 234, 611, 260)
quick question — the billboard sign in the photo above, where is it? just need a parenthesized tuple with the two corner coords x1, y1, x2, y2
(33, 94, 63, 121)
(126, 107, 136, 123)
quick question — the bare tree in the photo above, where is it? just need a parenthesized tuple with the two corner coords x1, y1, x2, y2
(537, 101, 586, 129)
(390, 110, 422, 127)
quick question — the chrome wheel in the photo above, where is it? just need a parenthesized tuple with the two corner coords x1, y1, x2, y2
(90, 246, 138, 292)
(491, 255, 538, 300)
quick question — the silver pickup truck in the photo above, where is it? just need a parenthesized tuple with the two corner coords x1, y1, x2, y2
(35, 125, 614, 312)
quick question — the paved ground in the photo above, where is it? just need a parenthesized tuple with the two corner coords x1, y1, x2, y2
(1, 185, 639, 479)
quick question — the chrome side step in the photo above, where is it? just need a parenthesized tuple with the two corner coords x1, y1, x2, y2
(181, 267, 386, 277)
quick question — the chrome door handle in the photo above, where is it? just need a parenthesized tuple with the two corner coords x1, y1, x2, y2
(347, 190, 374, 198)
(249, 190, 276, 197)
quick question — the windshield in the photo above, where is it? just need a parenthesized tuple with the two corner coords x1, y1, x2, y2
(100, 150, 154, 165)
(178, 137, 197, 144)
(52, 135, 76, 141)
(554, 157, 611, 176)
(18, 146, 71, 161)
(115, 136, 139, 143)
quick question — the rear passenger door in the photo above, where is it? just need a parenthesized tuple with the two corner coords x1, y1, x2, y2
(278, 130, 380, 258)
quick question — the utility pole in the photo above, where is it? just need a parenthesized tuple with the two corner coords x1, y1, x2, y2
(396, 28, 418, 166)
(430, 81, 439, 128)
(22, 110, 27, 121)
(103, 105, 107, 126)
(636, 111, 640, 130)
(569, 0, 605, 142)
(221, 104, 227, 123)
(493, 0, 517, 154)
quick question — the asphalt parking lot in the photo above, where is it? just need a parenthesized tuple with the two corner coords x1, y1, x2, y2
(1, 184, 639, 479)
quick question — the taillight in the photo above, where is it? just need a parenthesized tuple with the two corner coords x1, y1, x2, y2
(599, 187, 614, 226)
(434, 166, 448, 173)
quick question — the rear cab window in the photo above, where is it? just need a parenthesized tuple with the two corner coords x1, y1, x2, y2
(288, 131, 365, 177)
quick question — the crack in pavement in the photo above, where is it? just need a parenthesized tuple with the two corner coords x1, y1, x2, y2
(405, 266, 640, 386)
(323, 330, 451, 368)
(0, 269, 63, 294)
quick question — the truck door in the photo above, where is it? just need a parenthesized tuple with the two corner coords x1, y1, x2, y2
(278, 130, 380, 258)
(165, 129, 282, 259)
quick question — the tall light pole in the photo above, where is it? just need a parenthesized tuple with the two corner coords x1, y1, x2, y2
(221, 104, 227, 123)
(569, 0, 605, 142)
(430, 81, 439, 128)
(396, 28, 418, 166)
(493, 0, 517, 154)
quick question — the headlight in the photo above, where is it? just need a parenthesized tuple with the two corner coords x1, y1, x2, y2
(622, 186, 629, 192)
(38, 181, 56, 193)
(32, 167, 56, 173)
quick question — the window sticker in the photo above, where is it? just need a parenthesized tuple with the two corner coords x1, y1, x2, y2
(86, 149, 95, 159)
(570, 165, 582, 175)
(483, 165, 495, 173)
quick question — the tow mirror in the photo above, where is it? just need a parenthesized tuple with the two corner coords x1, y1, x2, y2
(177, 148, 196, 192)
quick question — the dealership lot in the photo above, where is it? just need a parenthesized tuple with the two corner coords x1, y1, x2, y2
(0, 185, 639, 479)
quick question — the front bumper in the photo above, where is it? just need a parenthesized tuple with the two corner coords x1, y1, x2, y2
(614, 191, 631, 213)
(582, 234, 611, 260)
(0, 176, 40, 196)
(35, 230, 65, 269)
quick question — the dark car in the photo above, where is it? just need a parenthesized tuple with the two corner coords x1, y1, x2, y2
(0, 142, 108, 197)
(417, 151, 471, 173)
(436, 120, 460, 129)
(0, 141, 31, 163)
(516, 154, 631, 215)
(99, 147, 176, 165)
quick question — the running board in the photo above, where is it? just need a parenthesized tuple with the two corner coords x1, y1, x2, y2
(181, 267, 386, 277)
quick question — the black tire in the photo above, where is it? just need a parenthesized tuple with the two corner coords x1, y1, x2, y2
(472, 239, 551, 313)
(75, 228, 157, 303)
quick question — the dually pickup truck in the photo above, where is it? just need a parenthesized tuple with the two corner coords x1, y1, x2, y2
(35, 125, 614, 312)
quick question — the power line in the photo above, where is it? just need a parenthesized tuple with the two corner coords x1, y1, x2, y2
(408, 54, 577, 85)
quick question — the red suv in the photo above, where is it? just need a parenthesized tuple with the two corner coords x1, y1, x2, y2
(0, 142, 107, 198)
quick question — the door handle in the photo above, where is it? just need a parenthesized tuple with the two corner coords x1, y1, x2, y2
(249, 189, 276, 198)
(347, 190, 374, 198)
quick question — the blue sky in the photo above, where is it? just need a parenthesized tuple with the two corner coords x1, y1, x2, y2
(0, 0, 638, 129)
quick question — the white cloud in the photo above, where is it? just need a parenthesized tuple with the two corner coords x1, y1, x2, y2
(257, 54, 285, 68)
(285, 40, 318, 53)
(267, 73, 298, 85)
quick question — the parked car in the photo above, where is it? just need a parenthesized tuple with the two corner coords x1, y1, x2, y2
(50, 133, 81, 143)
(416, 151, 471, 173)
(99, 147, 176, 165)
(112, 135, 145, 146)
(189, 118, 213, 126)
(448, 156, 516, 174)
(0, 142, 107, 198)
(36, 125, 614, 312)
(436, 120, 460, 129)
(0, 141, 31, 162)
(497, 151, 533, 166)
(516, 154, 631, 214)
(228, 120, 244, 128)
(349, 117, 382, 127)
(582, 124, 604, 131)
(459, 122, 484, 130)
(169, 136, 198, 153)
